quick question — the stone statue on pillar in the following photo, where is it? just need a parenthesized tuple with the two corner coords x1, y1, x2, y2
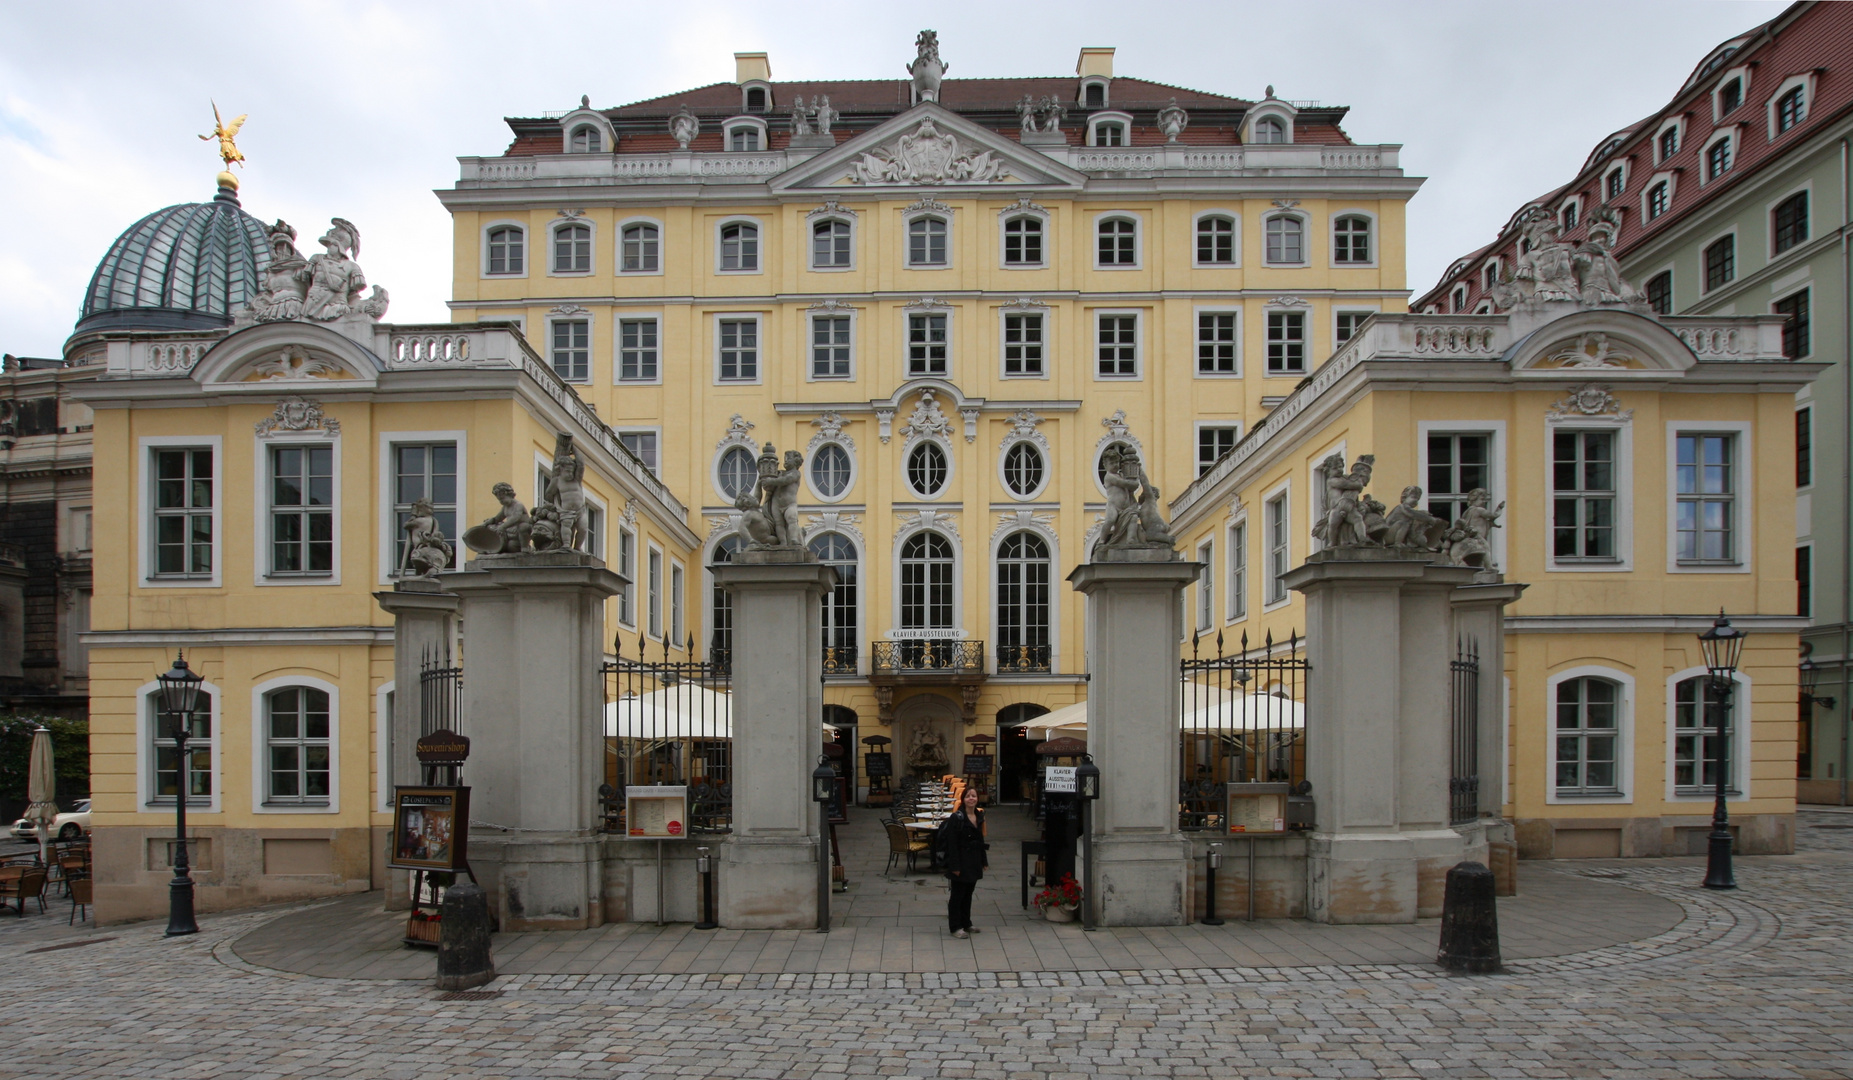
(736, 442, 806, 551)
(1093, 443, 1176, 559)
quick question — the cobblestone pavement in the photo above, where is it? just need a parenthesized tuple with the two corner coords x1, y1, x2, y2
(4, 825, 1853, 1077)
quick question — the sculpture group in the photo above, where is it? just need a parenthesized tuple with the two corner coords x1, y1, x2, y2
(1016, 95, 1069, 134)
(1310, 453, 1503, 569)
(1492, 203, 1647, 313)
(239, 218, 390, 326)
(415, 432, 591, 573)
(1093, 443, 1177, 557)
(734, 442, 805, 549)
(786, 95, 838, 137)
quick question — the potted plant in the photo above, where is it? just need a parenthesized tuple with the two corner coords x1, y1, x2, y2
(1032, 873, 1083, 922)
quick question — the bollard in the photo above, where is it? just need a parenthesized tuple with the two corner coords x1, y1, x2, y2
(1200, 843, 1224, 926)
(1436, 861, 1501, 974)
(435, 881, 496, 991)
(694, 846, 718, 930)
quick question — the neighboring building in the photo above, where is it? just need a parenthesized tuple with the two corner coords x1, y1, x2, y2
(1414, 1, 1852, 803)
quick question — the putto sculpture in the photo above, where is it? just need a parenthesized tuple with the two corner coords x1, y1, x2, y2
(1016, 94, 1068, 134)
(462, 433, 589, 557)
(402, 497, 453, 578)
(1093, 443, 1176, 557)
(813, 95, 838, 135)
(737, 442, 805, 549)
(908, 29, 947, 103)
(1305, 452, 1505, 571)
(1311, 453, 1381, 548)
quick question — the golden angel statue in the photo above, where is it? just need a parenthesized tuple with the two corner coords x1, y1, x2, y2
(199, 102, 247, 175)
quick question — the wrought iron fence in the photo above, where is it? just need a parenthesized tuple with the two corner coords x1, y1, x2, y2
(600, 633, 732, 835)
(1177, 629, 1309, 831)
(995, 643, 1053, 674)
(870, 638, 985, 675)
(419, 645, 463, 739)
(1450, 637, 1481, 825)
(822, 644, 860, 677)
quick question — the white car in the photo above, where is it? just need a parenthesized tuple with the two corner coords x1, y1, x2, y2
(9, 800, 91, 841)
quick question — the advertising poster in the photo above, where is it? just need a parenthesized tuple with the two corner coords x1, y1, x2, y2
(390, 786, 471, 871)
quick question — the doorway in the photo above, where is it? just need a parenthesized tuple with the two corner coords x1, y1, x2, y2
(996, 702, 1050, 803)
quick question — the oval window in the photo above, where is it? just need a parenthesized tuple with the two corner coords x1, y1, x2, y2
(1002, 442, 1044, 497)
(811, 443, 852, 499)
(907, 442, 948, 497)
(717, 447, 757, 500)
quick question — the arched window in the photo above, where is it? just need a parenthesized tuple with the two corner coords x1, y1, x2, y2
(809, 532, 859, 671)
(1554, 676, 1620, 795)
(487, 226, 525, 275)
(1093, 122, 1126, 147)
(908, 216, 948, 266)
(553, 223, 591, 273)
(729, 125, 760, 151)
(265, 686, 332, 805)
(899, 532, 954, 630)
(152, 687, 214, 805)
(1084, 83, 1105, 109)
(709, 535, 742, 665)
(812, 218, 851, 269)
(1196, 215, 1236, 264)
(996, 531, 1051, 672)
(1002, 216, 1043, 266)
(810, 443, 852, 499)
(716, 447, 757, 500)
(1264, 216, 1304, 264)
(719, 222, 758, 272)
(745, 87, 767, 112)
(1097, 217, 1137, 266)
(1002, 441, 1045, 498)
(1253, 117, 1286, 144)
(621, 223, 659, 272)
(569, 124, 602, 153)
(906, 442, 948, 497)
(1674, 675, 1738, 796)
(1333, 216, 1371, 264)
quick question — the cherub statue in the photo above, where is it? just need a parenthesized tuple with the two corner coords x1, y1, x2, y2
(789, 95, 811, 136)
(1446, 488, 1506, 569)
(541, 432, 586, 552)
(302, 218, 367, 321)
(1135, 459, 1174, 548)
(733, 491, 779, 548)
(756, 447, 804, 547)
(1311, 453, 1376, 548)
(402, 497, 452, 577)
(483, 481, 531, 553)
(529, 504, 562, 551)
(813, 96, 838, 135)
(1382, 485, 1448, 551)
(1097, 445, 1145, 549)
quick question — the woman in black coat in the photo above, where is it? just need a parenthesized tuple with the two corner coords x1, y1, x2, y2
(937, 788, 987, 937)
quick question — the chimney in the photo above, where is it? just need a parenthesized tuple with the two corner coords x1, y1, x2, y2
(1076, 47, 1114, 79)
(735, 52, 771, 84)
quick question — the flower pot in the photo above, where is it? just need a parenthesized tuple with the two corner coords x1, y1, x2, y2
(1042, 903, 1078, 923)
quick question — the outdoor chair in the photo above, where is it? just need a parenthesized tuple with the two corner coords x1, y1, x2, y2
(883, 821, 931, 875)
(68, 876, 91, 924)
(0, 867, 49, 916)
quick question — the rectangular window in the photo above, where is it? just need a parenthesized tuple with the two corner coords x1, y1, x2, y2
(1096, 314, 1138, 377)
(1648, 182, 1669, 220)
(1197, 313, 1238, 374)
(647, 548, 663, 638)
(1197, 217, 1235, 264)
(907, 313, 948, 376)
(1799, 545, 1813, 618)
(720, 223, 758, 271)
(718, 318, 758, 381)
(1797, 406, 1813, 487)
(1554, 678, 1620, 796)
(152, 694, 212, 805)
(265, 687, 331, 806)
(617, 528, 636, 626)
(1335, 312, 1370, 344)
(1704, 235, 1734, 291)
(909, 217, 948, 266)
(487, 227, 524, 275)
(269, 445, 333, 577)
(1097, 219, 1137, 266)
(1265, 495, 1289, 604)
(1266, 312, 1305, 375)
(1776, 289, 1810, 358)
(152, 447, 214, 578)
(1706, 138, 1732, 180)
(1228, 522, 1248, 620)
(811, 315, 852, 378)
(551, 318, 590, 382)
(618, 318, 658, 381)
(1778, 87, 1807, 134)
(811, 219, 851, 269)
(1197, 426, 1238, 475)
(1265, 217, 1304, 264)
(1675, 433, 1736, 564)
(1552, 431, 1617, 561)
(1646, 271, 1673, 315)
(1003, 313, 1043, 376)
(1773, 192, 1809, 254)
(671, 563, 685, 645)
(1426, 433, 1492, 527)
(392, 443, 457, 574)
(1659, 127, 1679, 160)
(1197, 541, 1214, 631)
(1606, 168, 1624, 200)
(1674, 677, 1737, 795)
(618, 430, 658, 473)
(621, 224, 659, 272)
(1003, 217, 1043, 265)
(553, 224, 591, 273)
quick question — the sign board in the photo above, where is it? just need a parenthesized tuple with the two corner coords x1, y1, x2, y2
(864, 752, 893, 777)
(415, 729, 470, 765)
(625, 785, 689, 839)
(389, 786, 471, 871)
(1044, 766, 1077, 793)
(828, 777, 850, 825)
(963, 754, 993, 776)
(1225, 782, 1291, 835)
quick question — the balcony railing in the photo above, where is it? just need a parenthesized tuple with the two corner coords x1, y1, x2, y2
(871, 638, 985, 676)
(994, 643, 1052, 674)
(822, 643, 860, 677)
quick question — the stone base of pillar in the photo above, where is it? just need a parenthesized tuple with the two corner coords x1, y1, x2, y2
(718, 836, 819, 929)
(468, 833, 604, 932)
(1308, 829, 1475, 923)
(1093, 835, 1191, 926)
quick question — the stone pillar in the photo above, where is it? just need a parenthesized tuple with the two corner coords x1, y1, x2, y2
(373, 579, 459, 911)
(710, 550, 835, 929)
(1283, 550, 1477, 923)
(440, 550, 622, 931)
(1449, 579, 1528, 866)
(1068, 554, 1200, 926)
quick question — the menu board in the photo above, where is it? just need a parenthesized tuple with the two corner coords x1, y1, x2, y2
(963, 754, 993, 776)
(625, 786, 689, 839)
(865, 752, 893, 777)
(1226, 788, 1288, 834)
(390, 786, 471, 871)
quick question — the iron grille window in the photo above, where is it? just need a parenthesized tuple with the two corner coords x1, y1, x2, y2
(1198, 426, 1238, 475)
(718, 318, 758, 381)
(900, 531, 954, 629)
(269, 445, 333, 576)
(811, 443, 852, 498)
(1778, 87, 1806, 134)
(487, 226, 524, 274)
(621, 224, 659, 272)
(1002, 442, 1044, 497)
(809, 532, 858, 668)
(907, 442, 948, 496)
(619, 431, 657, 473)
(909, 216, 948, 266)
(1675, 433, 1736, 563)
(1197, 313, 1238, 374)
(1706, 138, 1731, 180)
(553, 224, 591, 273)
(1799, 545, 1813, 618)
(1552, 431, 1616, 560)
(265, 687, 331, 805)
(1265, 494, 1289, 604)
(812, 219, 851, 268)
(1003, 313, 1043, 376)
(153, 447, 213, 578)
(1776, 289, 1810, 358)
(1606, 168, 1625, 200)
(392, 443, 456, 574)
(1647, 182, 1669, 220)
(1646, 271, 1673, 315)
(1197, 216, 1236, 264)
(551, 318, 589, 381)
(1265, 216, 1304, 263)
(1003, 216, 1043, 265)
(617, 528, 636, 625)
(811, 315, 851, 377)
(1266, 311, 1305, 374)
(1228, 522, 1248, 620)
(716, 447, 756, 500)
(1554, 677, 1620, 795)
(1659, 126, 1679, 160)
(1673, 676, 1736, 795)
(1704, 235, 1735, 291)
(152, 693, 212, 805)
(619, 318, 658, 381)
(719, 223, 758, 271)
(908, 313, 948, 375)
(1097, 314, 1137, 376)
(1773, 193, 1809, 254)
(1797, 406, 1813, 486)
(1426, 433, 1492, 526)
(1335, 312, 1369, 344)
(996, 531, 1050, 667)
(1097, 218, 1137, 266)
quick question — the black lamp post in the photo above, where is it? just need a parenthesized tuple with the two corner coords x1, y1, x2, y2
(812, 755, 835, 933)
(1697, 612, 1746, 891)
(156, 652, 205, 936)
(1075, 754, 1100, 931)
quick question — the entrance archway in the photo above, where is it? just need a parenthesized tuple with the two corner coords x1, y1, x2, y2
(996, 702, 1051, 803)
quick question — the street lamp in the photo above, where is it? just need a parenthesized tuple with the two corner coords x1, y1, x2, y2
(812, 755, 835, 933)
(1697, 611, 1746, 891)
(1076, 754, 1100, 930)
(1802, 657, 1837, 710)
(156, 651, 205, 936)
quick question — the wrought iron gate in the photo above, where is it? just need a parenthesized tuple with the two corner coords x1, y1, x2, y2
(600, 633, 732, 835)
(1178, 629, 1309, 831)
(1449, 637, 1481, 825)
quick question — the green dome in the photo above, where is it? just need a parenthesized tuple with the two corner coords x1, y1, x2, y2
(77, 185, 271, 334)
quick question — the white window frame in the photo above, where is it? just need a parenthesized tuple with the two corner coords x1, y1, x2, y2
(713, 444, 760, 504)
(615, 314, 662, 385)
(1195, 422, 1241, 476)
(1262, 482, 1292, 611)
(1417, 421, 1507, 572)
(1192, 211, 1241, 268)
(722, 115, 768, 152)
(582, 491, 609, 564)
(1092, 213, 1142, 270)
(377, 430, 466, 586)
(1262, 212, 1309, 267)
(1079, 77, 1109, 110)
(251, 675, 341, 814)
(140, 434, 223, 588)
(808, 214, 857, 273)
(1087, 111, 1134, 147)
(713, 313, 764, 385)
(1766, 73, 1815, 141)
(375, 681, 394, 812)
(1193, 306, 1241, 378)
(1700, 128, 1738, 186)
(481, 220, 529, 279)
(807, 309, 857, 382)
(902, 439, 955, 500)
(1544, 416, 1631, 573)
(1246, 107, 1294, 145)
(1226, 516, 1249, 624)
(670, 559, 686, 647)
(1333, 306, 1377, 347)
(1666, 421, 1752, 574)
(1665, 666, 1751, 803)
(616, 216, 665, 276)
(1451, 286, 1468, 314)
(902, 209, 954, 271)
(1330, 210, 1377, 267)
(1653, 117, 1685, 164)
(646, 543, 664, 640)
(546, 313, 594, 384)
(548, 219, 595, 277)
(999, 209, 1049, 269)
(1545, 667, 1635, 806)
(807, 439, 857, 503)
(1604, 162, 1628, 201)
(1557, 195, 1583, 232)
(715, 217, 764, 275)
(1767, 182, 1813, 260)
(616, 525, 638, 628)
(1702, 226, 1739, 293)
(997, 432, 1050, 503)
(253, 430, 342, 587)
(891, 524, 963, 637)
(1263, 306, 1309, 376)
(989, 524, 1059, 675)
(1712, 67, 1750, 122)
(1797, 404, 1815, 489)
(902, 305, 953, 379)
(1642, 171, 1677, 222)
(999, 306, 1048, 380)
(617, 428, 661, 475)
(137, 677, 221, 813)
(1196, 538, 1215, 632)
(1093, 308, 1142, 381)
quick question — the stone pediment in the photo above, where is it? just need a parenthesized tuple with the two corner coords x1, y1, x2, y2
(189, 321, 384, 390)
(1505, 309, 1697, 376)
(770, 103, 1084, 193)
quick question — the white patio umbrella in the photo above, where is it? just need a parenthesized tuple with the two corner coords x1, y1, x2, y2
(603, 686, 844, 740)
(23, 725, 58, 866)
(1025, 683, 1307, 739)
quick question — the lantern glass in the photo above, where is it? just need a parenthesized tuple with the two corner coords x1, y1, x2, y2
(811, 760, 835, 802)
(1076, 758, 1101, 801)
(157, 653, 205, 720)
(1801, 659, 1821, 699)
(1698, 612, 1746, 682)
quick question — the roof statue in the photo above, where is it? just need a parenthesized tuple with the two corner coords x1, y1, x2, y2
(908, 30, 947, 103)
(235, 216, 390, 328)
(1491, 203, 1650, 316)
(198, 102, 247, 191)
(1093, 442, 1177, 559)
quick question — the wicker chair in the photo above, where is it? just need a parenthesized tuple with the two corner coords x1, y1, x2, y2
(1, 867, 49, 916)
(883, 821, 932, 875)
(68, 877, 91, 925)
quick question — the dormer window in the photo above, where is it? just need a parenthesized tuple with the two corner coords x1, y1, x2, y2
(1719, 77, 1742, 115)
(1658, 125, 1679, 161)
(745, 87, 768, 112)
(1087, 112, 1133, 148)
(1606, 166, 1626, 200)
(1084, 82, 1106, 109)
(1095, 122, 1125, 147)
(1253, 117, 1286, 144)
(1561, 201, 1579, 231)
(730, 126, 759, 151)
(569, 125, 602, 153)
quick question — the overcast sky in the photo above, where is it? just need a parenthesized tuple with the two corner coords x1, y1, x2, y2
(0, 0, 1789, 359)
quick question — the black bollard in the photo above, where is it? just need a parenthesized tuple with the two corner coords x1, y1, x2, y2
(435, 881, 496, 991)
(1200, 843, 1224, 926)
(1436, 861, 1501, 974)
(694, 846, 718, 930)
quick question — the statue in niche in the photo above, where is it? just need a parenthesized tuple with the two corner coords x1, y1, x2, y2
(1445, 489, 1506, 569)
(1311, 453, 1378, 548)
(908, 29, 947, 103)
(539, 432, 586, 552)
(669, 105, 699, 150)
(908, 726, 950, 771)
(402, 497, 453, 578)
(734, 442, 806, 549)
(813, 96, 838, 135)
(1095, 444, 1176, 555)
(481, 482, 532, 553)
(1382, 485, 1448, 551)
